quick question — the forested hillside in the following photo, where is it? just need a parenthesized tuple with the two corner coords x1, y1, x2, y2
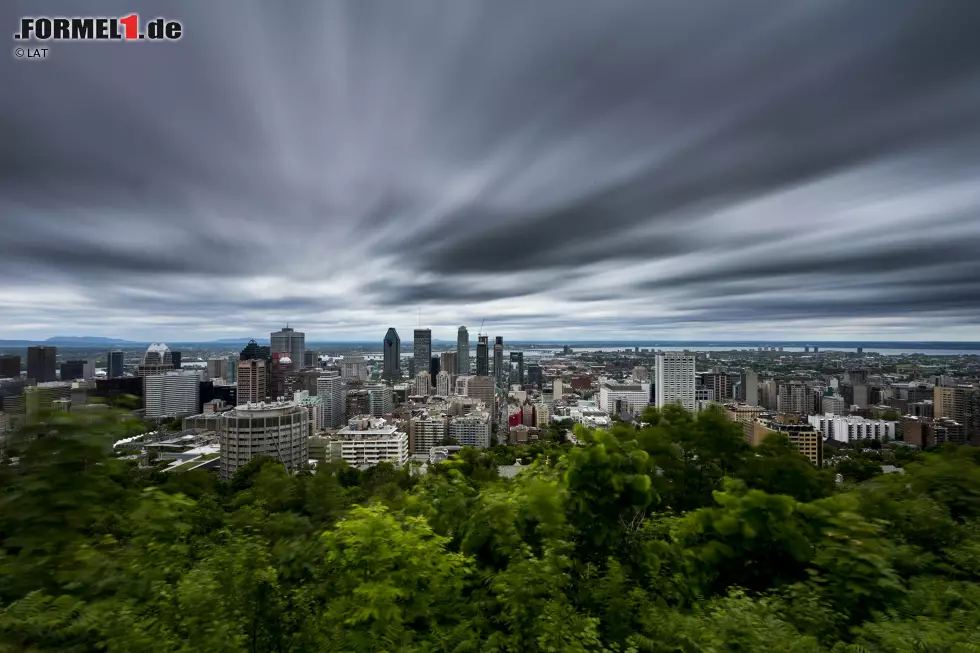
(2, 406, 979, 652)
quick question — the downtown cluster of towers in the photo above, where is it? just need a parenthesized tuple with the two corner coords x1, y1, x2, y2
(382, 326, 511, 388)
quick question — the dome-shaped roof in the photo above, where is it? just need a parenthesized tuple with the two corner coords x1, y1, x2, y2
(279, 356, 292, 364)
(146, 343, 170, 353)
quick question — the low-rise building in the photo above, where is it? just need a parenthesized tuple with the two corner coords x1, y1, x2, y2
(328, 416, 410, 468)
(752, 416, 823, 466)
(807, 413, 896, 443)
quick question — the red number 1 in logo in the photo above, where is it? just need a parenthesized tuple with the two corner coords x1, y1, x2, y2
(120, 14, 138, 39)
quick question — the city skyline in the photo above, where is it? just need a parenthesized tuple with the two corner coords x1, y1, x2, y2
(2, 1, 980, 342)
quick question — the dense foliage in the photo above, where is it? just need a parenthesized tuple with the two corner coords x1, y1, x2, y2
(2, 406, 979, 652)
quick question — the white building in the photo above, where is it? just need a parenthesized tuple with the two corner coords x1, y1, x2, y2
(822, 394, 847, 416)
(217, 401, 309, 479)
(413, 371, 432, 397)
(808, 413, 897, 443)
(316, 372, 345, 428)
(144, 372, 200, 419)
(329, 416, 410, 468)
(655, 352, 696, 412)
(449, 410, 492, 448)
(597, 380, 651, 415)
(552, 378, 564, 403)
(436, 370, 452, 396)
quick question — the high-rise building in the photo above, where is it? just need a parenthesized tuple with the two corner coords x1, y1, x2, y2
(316, 372, 345, 428)
(409, 412, 448, 454)
(655, 352, 696, 412)
(493, 337, 504, 387)
(777, 382, 812, 414)
(137, 344, 174, 377)
(366, 384, 393, 416)
(509, 351, 524, 386)
(226, 358, 238, 383)
(413, 371, 432, 396)
(476, 336, 489, 376)
(413, 329, 432, 381)
(144, 372, 201, 419)
(170, 351, 182, 370)
(429, 356, 440, 381)
(440, 352, 458, 380)
(237, 359, 267, 405)
(436, 370, 452, 396)
(107, 351, 124, 379)
(27, 346, 57, 383)
(449, 411, 492, 448)
(345, 388, 371, 419)
(934, 386, 980, 439)
(217, 401, 309, 479)
(0, 355, 21, 379)
(304, 350, 318, 369)
(457, 326, 469, 375)
(741, 369, 758, 406)
(341, 355, 368, 382)
(700, 372, 733, 402)
(206, 358, 227, 380)
(383, 328, 401, 380)
(240, 339, 270, 361)
(59, 360, 84, 381)
(270, 326, 306, 371)
(527, 364, 543, 387)
(456, 375, 495, 412)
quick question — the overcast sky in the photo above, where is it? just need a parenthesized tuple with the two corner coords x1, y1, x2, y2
(2, 0, 979, 342)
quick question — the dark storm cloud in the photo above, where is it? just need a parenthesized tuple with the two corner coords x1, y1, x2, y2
(1, 0, 980, 338)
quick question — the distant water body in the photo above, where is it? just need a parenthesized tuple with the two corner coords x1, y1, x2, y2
(558, 346, 978, 356)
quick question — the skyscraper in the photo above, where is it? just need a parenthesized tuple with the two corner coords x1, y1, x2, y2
(476, 336, 489, 376)
(383, 328, 401, 380)
(240, 339, 268, 361)
(270, 326, 306, 369)
(170, 350, 182, 370)
(413, 329, 431, 380)
(456, 326, 469, 375)
(144, 371, 200, 419)
(493, 337, 504, 387)
(316, 372, 345, 428)
(742, 368, 759, 406)
(0, 355, 21, 379)
(107, 351, 124, 379)
(137, 344, 174, 377)
(440, 352, 457, 380)
(509, 351, 524, 386)
(27, 346, 57, 383)
(655, 351, 696, 412)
